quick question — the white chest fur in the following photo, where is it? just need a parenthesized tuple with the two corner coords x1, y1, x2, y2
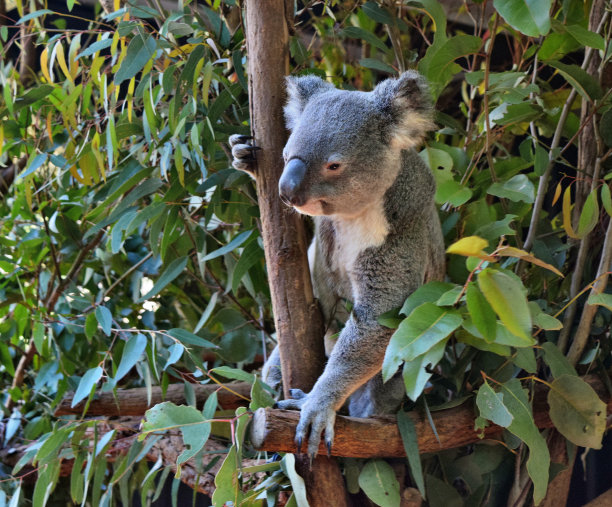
(332, 198, 389, 288)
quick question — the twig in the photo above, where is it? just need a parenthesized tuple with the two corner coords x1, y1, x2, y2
(567, 219, 612, 365)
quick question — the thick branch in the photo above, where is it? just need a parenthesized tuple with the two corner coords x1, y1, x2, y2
(54, 382, 252, 416)
(251, 374, 612, 458)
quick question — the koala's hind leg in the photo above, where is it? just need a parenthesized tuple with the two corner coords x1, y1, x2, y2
(229, 134, 260, 177)
(347, 373, 405, 417)
(261, 345, 283, 392)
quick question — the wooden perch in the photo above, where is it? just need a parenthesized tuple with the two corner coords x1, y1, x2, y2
(251, 374, 612, 458)
(54, 382, 251, 416)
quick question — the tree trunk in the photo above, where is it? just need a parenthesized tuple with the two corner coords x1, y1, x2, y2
(243, 2, 348, 505)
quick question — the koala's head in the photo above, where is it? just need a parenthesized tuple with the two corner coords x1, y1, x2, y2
(279, 71, 434, 217)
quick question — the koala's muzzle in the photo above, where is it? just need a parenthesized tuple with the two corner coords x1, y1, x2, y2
(279, 158, 307, 207)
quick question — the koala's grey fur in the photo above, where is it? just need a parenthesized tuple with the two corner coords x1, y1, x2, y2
(230, 71, 445, 457)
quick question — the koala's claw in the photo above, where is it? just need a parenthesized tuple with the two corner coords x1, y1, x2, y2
(229, 134, 259, 175)
(276, 390, 336, 458)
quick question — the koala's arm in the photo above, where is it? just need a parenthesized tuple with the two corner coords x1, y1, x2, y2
(277, 229, 428, 456)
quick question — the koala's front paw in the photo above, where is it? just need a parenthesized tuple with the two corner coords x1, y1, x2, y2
(229, 134, 260, 177)
(276, 389, 336, 458)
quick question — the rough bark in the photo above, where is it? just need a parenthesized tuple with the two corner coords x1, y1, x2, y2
(584, 487, 612, 507)
(540, 430, 575, 507)
(250, 374, 612, 458)
(243, 2, 346, 505)
(54, 382, 252, 416)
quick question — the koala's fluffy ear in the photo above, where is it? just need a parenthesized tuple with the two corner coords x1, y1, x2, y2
(284, 75, 334, 130)
(373, 71, 435, 149)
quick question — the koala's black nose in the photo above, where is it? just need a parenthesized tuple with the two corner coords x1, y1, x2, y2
(279, 158, 307, 207)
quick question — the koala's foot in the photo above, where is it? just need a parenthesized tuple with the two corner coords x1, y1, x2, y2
(275, 388, 336, 458)
(229, 134, 260, 177)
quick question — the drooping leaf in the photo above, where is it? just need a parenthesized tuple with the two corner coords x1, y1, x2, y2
(402, 338, 448, 401)
(500, 379, 550, 504)
(547, 61, 603, 102)
(358, 460, 401, 507)
(541, 342, 577, 378)
(167, 328, 218, 349)
(280, 454, 309, 507)
(115, 33, 157, 85)
(601, 184, 612, 216)
(95, 306, 113, 336)
(466, 283, 497, 342)
(477, 268, 532, 341)
(114, 333, 147, 382)
(397, 410, 426, 498)
(201, 230, 254, 261)
(476, 382, 513, 427)
(496, 246, 563, 276)
(211, 445, 241, 506)
(562, 185, 579, 239)
(72, 366, 103, 408)
(548, 374, 606, 449)
(342, 26, 388, 52)
(137, 256, 188, 302)
(163, 343, 184, 371)
(576, 190, 599, 237)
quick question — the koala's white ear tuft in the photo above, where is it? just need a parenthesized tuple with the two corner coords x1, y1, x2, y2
(284, 75, 334, 130)
(373, 71, 435, 149)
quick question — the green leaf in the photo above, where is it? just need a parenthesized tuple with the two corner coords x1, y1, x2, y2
(231, 239, 263, 294)
(164, 343, 184, 371)
(500, 379, 550, 504)
(547, 61, 603, 101)
(477, 269, 532, 341)
(167, 328, 218, 349)
(212, 446, 242, 506)
(587, 293, 612, 313)
(141, 402, 211, 467)
(530, 303, 562, 330)
(493, 0, 551, 37)
(361, 1, 394, 24)
(210, 366, 255, 383)
(359, 58, 396, 74)
(280, 454, 309, 507)
(425, 474, 462, 507)
(17, 9, 53, 23)
(115, 33, 157, 85)
(14, 85, 55, 111)
(400, 282, 455, 316)
(547, 374, 606, 448)
(32, 322, 45, 353)
(383, 303, 461, 380)
(76, 38, 113, 59)
(16, 153, 47, 181)
(541, 342, 577, 378)
(455, 329, 511, 356)
(513, 347, 537, 373)
(358, 460, 401, 507)
(419, 35, 481, 97)
(137, 256, 188, 302)
(402, 338, 448, 401)
(466, 283, 497, 342)
(202, 230, 254, 262)
(250, 377, 275, 411)
(85, 312, 98, 341)
(397, 411, 426, 498)
(564, 24, 605, 51)
(435, 180, 472, 206)
(95, 306, 112, 336)
(601, 184, 612, 216)
(576, 190, 599, 237)
(72, 366, 103, 408)
(476, 382, 513, 427)
(487, 174, 535, 203)
(115, 333, 147, 382)
(342, 26, 388, 52)
(194, 292, 219, 333)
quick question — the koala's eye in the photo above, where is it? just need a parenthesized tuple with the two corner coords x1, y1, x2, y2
(327, 163, 341, 171)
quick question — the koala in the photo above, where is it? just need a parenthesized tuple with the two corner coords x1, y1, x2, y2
(230, 71, 445, 457)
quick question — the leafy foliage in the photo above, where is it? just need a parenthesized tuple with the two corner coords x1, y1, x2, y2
(0, 0, 611, 506)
